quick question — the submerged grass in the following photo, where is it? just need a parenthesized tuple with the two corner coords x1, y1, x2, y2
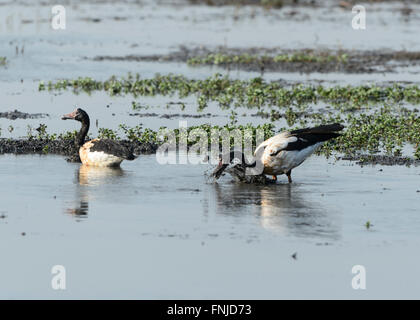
(0, 57, 7, 66)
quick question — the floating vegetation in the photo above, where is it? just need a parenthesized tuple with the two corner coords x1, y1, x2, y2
(319, 106, 420, 160)
(34, 73, 420, 161)
(0, 57, 6, 66)
(39, 74, 420, 110)
(2, 106, 420, 163)
(90, 47, 420, 73)
(187, 52, 348, 66)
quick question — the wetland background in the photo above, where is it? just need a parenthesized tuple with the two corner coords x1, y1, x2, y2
(0, 0, 420, 299)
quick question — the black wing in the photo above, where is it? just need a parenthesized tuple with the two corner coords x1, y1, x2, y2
(283, 123, 344, 152)
(89, 139, 136, 160)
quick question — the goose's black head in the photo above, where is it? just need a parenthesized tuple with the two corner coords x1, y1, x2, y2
(61, 108, 89, 123)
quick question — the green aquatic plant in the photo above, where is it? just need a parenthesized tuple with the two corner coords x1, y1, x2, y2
(229, 110, 238, 125)
(39, 74, 420, 111)
(187, 52, 348, 66)
(22, 73, 420, 161)
(131, 101, 151, 110)
(321, 107, 420, 159)
(118, 123, 275, 148)
(3, 108, 418, 162)
(36, 124, 48, 140)
(98, 128, 119, 140)
(58, 130, 78, 141)
(17, 107, 420, 160)
(24, 124, 58, 141)
(0, 57, 6, 66)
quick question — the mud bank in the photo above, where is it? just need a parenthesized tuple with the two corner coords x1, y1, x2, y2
(129, 112, 217, 119)
(90, 47, 420, 74)
(339, 155, 420, 166)
(0, 110, 48, 120)
(187, 0, 312, 7)
(188, 0, 420, 6)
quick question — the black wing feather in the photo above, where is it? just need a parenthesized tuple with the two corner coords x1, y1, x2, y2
(89, 139, 136, 160)
(283, 123, 344, 152)
(290, 123, 344, 135)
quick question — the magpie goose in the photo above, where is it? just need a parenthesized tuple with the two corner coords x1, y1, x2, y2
(212, 123, 344, 183)
(62, 108, 136, 167)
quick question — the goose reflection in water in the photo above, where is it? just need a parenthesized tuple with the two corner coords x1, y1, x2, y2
(65, 165, 124, 217)
(210, 182, 339, 240)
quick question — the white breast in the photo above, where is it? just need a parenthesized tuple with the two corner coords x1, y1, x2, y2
(261, 141, 322, 175)
(79, 141, 124, 167)
(86, 151, 123, 167)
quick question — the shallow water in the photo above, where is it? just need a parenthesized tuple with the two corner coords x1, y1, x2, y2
(0, 154, 419, 298)
(1, 0, 420, 82)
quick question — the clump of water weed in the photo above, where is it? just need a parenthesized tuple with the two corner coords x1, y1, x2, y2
(39, 74, 420, 111)
(187, 52, 348, 66)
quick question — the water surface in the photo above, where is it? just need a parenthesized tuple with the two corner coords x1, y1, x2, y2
(0, 154, 419, 298)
